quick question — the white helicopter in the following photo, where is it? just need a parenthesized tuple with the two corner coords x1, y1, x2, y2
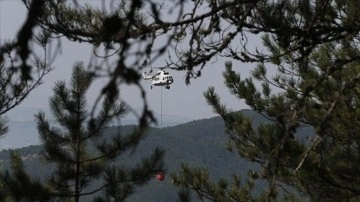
(142, 69, 174, 89)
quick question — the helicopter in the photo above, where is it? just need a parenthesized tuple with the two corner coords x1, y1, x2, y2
(142, 69, 174, 89)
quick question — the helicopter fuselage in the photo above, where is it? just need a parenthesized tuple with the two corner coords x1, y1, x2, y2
(143, 70, 174, 89)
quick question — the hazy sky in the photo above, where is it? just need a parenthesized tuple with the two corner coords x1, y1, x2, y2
(0, 1, 260, 121)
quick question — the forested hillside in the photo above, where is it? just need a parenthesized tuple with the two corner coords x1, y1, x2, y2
(0, 109, 265, 201)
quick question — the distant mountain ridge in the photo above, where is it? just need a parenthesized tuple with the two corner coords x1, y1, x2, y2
(2, 106, 191, 149)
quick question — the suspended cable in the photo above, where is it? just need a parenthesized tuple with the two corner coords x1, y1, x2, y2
(160, 84, 163, 135)
(44, 37, 47, 70)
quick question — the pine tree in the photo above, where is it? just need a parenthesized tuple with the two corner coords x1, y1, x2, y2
(0, 8, 50, 200)
(172, 2, 360, 201)
(1, 63, 164, 201)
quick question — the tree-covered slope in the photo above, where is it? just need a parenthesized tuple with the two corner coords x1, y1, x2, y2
(0, 109, 263, 201)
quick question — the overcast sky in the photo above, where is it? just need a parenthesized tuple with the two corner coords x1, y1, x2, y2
(0, 1, 260, 122)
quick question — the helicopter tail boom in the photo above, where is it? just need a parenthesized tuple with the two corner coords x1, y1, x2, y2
(142, 72, 153, 80)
